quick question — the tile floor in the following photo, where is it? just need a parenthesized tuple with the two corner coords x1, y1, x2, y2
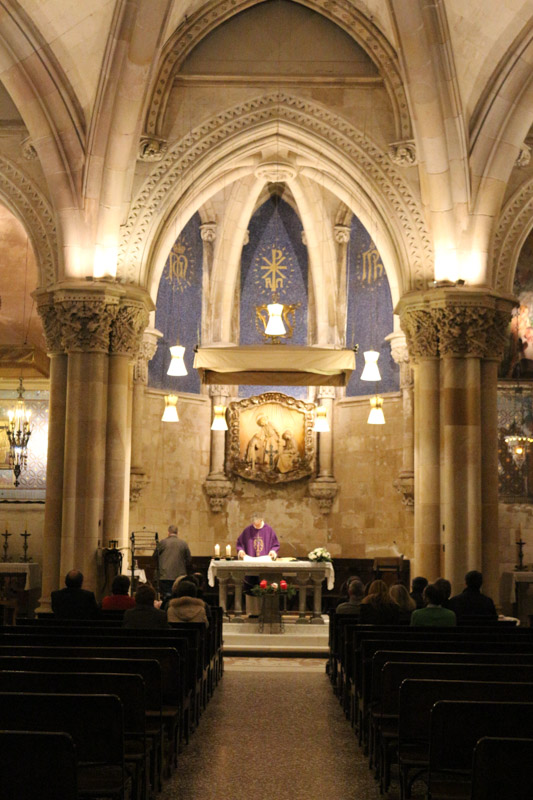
(160, 657, 384, 800)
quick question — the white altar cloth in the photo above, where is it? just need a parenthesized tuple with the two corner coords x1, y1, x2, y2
(208, 559, 335, 590)
(0, 562, 41, 590)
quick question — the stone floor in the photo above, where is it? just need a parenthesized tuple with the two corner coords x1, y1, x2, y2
(159, 657, 383, 800)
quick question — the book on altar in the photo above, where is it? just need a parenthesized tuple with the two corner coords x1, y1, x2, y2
(241, 554, 274, 562)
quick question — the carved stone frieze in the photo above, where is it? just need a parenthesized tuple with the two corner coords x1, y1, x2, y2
(399, 307, 439, 360)
(393, 470, 414, 508)
(138, 135, 168, 161)
(204, 475, 233, 513)
(433, 304, 490, 358)
(388, 140, 417, 166)
(54, 294, 119, 354)
(110, 302, 149, 358)
(308, 477, 338, 514)
(119, 92, 432, 287)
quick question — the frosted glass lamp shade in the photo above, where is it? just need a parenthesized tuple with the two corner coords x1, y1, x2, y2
(361, 350, 381, 382)
(313, 406, 330, 432)
(211, 405, 228, 431)
(167, 345, 188, 376)
(265, 303, 286, 336)
(367, 395, 385, 425)
(162, 394, 179, 422)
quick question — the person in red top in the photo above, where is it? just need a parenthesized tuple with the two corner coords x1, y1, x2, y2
(101, 574, 136, 610)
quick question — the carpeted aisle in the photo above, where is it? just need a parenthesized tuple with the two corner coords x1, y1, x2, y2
(160, 659, 381, 800)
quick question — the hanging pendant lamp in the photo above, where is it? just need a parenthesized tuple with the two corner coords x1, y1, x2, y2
(211, 405, 228, 431)
(167, 344, 187, 376)
(367, 395, 385, 425)
(361, 350, 381, 382)
(162, 394, 179, 422)
(313, 405, 330, 432)
(265, 303, 286, 337)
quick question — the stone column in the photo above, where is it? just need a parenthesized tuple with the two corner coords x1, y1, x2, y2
(130, 329, 161, 503)
(104, 297, 149, 548)
(388, 332, 414, 508)
(35, 295, 67, 610)
(204, 384, 233, 512)
(55, 289, 120, 591)
(309, 386, 338, 514)
(334, 224, 350, 346)
(399, 302, 441, 581)
(200, 222, 217, 343)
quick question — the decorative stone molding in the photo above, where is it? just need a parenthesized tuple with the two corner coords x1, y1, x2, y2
(208, 384, 232, 398)
(308, 477, 338, 514)
(393, 470, 414, 507)
(35, 294, 63, 354)
(255, 162, 298, 182)
(388, 140, 417, 166)
(334, 224, 350, 244)
(434, 305, 491, 358)
(515, 143, 531, 169)
(54, 292, 120, 354)
(316, 386, 336, 401)
(20, 136, 37, 160)
(200, 222, 217, 243)
(485, 309, 512, 361)
(129, 469, 149, 504)
(0, 156, 57, 288)
(133, 330, 162, 384)
(387, 332, 413, 390)
(110, 302, 149, 358)
(493, 178, 533, 292)
(399, 306, 439, 360)
(119, 93, 432, 287)
(204, 475, 233, 512)
(145, 0, 411, 141)
(138, 135, 168, 162)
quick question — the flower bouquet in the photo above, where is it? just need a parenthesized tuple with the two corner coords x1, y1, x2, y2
(251, 579, 297, 598)
(308, 546, 332, 562)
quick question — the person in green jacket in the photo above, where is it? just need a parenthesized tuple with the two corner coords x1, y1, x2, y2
(410, 582, 457, 627)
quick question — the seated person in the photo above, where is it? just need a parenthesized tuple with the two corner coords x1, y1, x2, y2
(51, 569, 99, 620)
(101, 574, 135, 610)
(410, 576, 428, 609)
(410, 583, 457, 627)
(389, 583, 416, 623)
(359, 580, 400, 625)
(448, 570, 497, 622)
(434, 577, 452, 609)
(122, 583, 168, 629)
(335, 578, 365, 615)
(167, 579, 209, 627)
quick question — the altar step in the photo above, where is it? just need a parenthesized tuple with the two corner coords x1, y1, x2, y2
(222, 616, 329, 656)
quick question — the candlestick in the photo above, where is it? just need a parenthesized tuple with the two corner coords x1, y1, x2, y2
(226, 544, 231, 557)
(20, 530, 32, 562)
(214, 543, 220, 558)
(516, 525, 522, 544)
(515, 538, 527, 571)
(1, 530, 12, 563)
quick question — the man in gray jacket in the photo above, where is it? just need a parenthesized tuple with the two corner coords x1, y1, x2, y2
(153, 525, 191, 598)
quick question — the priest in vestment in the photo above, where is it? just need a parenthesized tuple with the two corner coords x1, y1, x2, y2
(237, 513, 280, 560)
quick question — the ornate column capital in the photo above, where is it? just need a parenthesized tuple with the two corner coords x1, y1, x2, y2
(316, 386, 336, 401)
(334, 224, 351, 244)
(34, 291, 63, 354)
(397, 303, 439, 361)
(200, 222, 217, 242)
(133, 328, 163, 384)
(309, 477, 338, 514)
(53, 290, 120, 354)
(386, 331, 413, 391)
(208, 384, 233, 398)
(138, 134, 168, 162)
(388, 140, 417, 166)
(204, 476, 233, 512)
(110, 300, 150, 358)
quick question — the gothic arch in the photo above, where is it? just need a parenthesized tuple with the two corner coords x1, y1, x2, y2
(145, 0, 411, 141)
(492, 177, 533, 292)
(0, 155, 57, 288)
(119, 93, 432, 307)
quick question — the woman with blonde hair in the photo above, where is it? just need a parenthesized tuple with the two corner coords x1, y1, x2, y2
(359, 579, 400, 625)
(389, 583, 416, 623)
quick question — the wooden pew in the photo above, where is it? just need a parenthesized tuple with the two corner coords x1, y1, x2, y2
(471, 736, 533, 800)
(0, 692, 130, 800)
(428, 701, 533, 800)
(0, 730, 78, 800)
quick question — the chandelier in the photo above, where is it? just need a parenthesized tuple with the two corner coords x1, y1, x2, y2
(7, 379, 32, 486)
(504, 386, 533, 468)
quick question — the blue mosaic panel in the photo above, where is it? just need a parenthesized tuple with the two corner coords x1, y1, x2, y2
(239, 196, 308, 399)
(345, 216, 398, 396)
(149, 213, 202, 394)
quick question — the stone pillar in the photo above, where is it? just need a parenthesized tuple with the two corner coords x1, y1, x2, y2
(388, 332, 414, 508)
(334, 224, 350, 346)
(200, 222, 217, 343)
(104, 298, 149, 548)
(204, 384, 233, 512)
(130, 329, 161, 503)
(35, 296, 67, 610)
(398, 288, 514, 592)
(309, 386, 338, 514)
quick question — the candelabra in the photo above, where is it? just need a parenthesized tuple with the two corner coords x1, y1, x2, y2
(6, 379, 32, 487)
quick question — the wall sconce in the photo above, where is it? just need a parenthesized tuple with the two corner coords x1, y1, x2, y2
(367, 395, 385, 425)
(361, 350, 381, 382)
(167, 344, 187, 376)
(162, 394, 179, 422)
(313, 406, 330, 432)
(211, 405, 228, 431)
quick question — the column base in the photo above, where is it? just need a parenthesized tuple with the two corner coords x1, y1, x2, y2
(295, 616, 309, 624)
(310, 615, 325, 625)
(230, 615, 245, 624)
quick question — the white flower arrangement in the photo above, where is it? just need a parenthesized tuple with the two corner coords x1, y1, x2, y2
(308, 547, 332, 562)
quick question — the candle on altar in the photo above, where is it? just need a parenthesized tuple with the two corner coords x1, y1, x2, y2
(214, 543, 220, 558)
(516, 525, 522, 544)
(226, 544, 231, 557)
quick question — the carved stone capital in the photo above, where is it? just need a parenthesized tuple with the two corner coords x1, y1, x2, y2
(516, 143, 531, 169)
(35, 295, 63, 354)
(316, 386, 336, 401)
(334, 224, 350, 244)
(54, 292, 120, 354)
(138, 135, 168, 162)
(200, 222, 217, 243)
(393, 470, 414, 508)
(204, 476, 233, 512)
(388, 140, 417, 166)
(208, 384, 233, 398)
(255, 161, 297, 182)
(21, 136, 37, 160)
(133, 329, 162, 384)
(110, 301, 149, 358)
(130, 469, 149, 504)
(399, 306, 439, 361)
(308, 478, 338, 514)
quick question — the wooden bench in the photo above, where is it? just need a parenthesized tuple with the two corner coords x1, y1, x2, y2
(471, 736, 533, 800)
(0, 730, 78, 800)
